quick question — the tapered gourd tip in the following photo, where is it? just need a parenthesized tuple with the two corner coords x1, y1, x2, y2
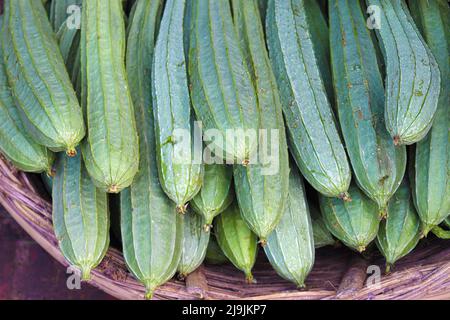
(258, 238, 267, 247)
(393, 136, 401, 146)
(47, 167, 56, 178)
(245, 272, 255, 284)
(203, 224, 213, 233)
(177, 272, 187, 281)
(144, 286, 156, 300)
(108, 185, 119, 193)
(176, 203, 188, 215)
(385, 263, 392, 274)
(81, 267, 92, 281)
(339, 192, 352, 202)
(357, 245, 366, 253)
(421, 224, 433, 239)
(296, 282, 306, 290)
(242, 159, 250, 166)
(379, 208, 388, 220)
(66, 147, 77, 157)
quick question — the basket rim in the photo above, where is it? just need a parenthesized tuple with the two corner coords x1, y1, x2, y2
(0, 156, 449, 300)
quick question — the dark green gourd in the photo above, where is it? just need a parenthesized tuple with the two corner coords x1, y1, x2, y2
(408, 0, 450, 236)
(189, 0, 260, 164)
(178, 211, 210, 278)
(310, 205, 335, 249)
(191, 164, 234, 231)
(0, 15, 54, 174)
(205, 237, 229, 265)
(366, 0, 441, 145)
(2, 0, 85, 155)
(266, 0, 351, 199)
(376, 180, 421, 272)
(264, 166, 315, 288)
(52, 151, 110, 280)
(319, 184, 380, 252)
(330, 0, 406, 216)
(80, 0, 139, 193)
(153, 0, 203, 213)
(215, 202, 258, 283)
(120, 0, 182, 300)
(232, 0, 290, 244)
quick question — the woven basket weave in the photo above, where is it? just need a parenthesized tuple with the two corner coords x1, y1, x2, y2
(0, 156, 449, 300)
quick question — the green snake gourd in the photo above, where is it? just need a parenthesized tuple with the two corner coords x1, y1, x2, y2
(232, 0, 290, 243)
(266, 0, 351, 199)
(191, 164, 234, 230)
(310, 205, 335, 248)
(2, 0, 85, 155)
(215, 202, 258, 283)
(153, 0, 203, 212)
(178, 211, 210, 278)
(330, 0, 406, 216)
(366, 0, 440, 145)
(319, 184, 380, 252)
(407, 0, 450, 237)
(52, 151, 110, 280)
(120, 0, 183, 300)
(80, 0, 139, 193)
(264, 166, 315, 288)
(0, 16, 54, 174)
(376, 179, 421, 273)
(188, 0, 260, 164)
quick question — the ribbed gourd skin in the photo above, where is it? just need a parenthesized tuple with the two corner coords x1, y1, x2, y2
(54, 13, 81, 92)
(0, 16, 54, 175)
(153, 0, 203, 213)
(188, 0, 260, 164)
(366, 0, 441, 146)
(191, 164, 234, 230)
(408, 0, 450, 237)
(310, 205, 335, 249)
(319, 184, 380, 253)
(178, 211, 210, 278)
(2, 0, 85, 155)
(120, 0, 183, 300)
(266, 0, 351, 199)
(264, 166, 315, 288)
(80, 0, 139, 193)
(232, 0, 289, 245)
(232, 0, 290, 244)
(215, 202, 258, 283)
(52, 151, 110, 281)
(304, 0, 334, 103)
(330, 0, 406, 216)
(376, 180, 421, 273)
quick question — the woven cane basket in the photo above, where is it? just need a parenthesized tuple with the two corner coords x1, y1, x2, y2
(0, 156, 449, 300)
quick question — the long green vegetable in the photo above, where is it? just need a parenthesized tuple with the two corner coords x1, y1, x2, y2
(408, 0, 450, 237)
(120, 0, 182, 300)
(266, 0, 351, 199)
(80, 0, 139, 193)
(153, 0, 203, 212)
(232, 0, 290, 244)
(189, 0, 260, 164)
(330, 0, 406, 216)
(52, 151, 109, 280)
(2, 0, 85, 155)
(0, 15, 54, 174)
(366, 0, 440, 145)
